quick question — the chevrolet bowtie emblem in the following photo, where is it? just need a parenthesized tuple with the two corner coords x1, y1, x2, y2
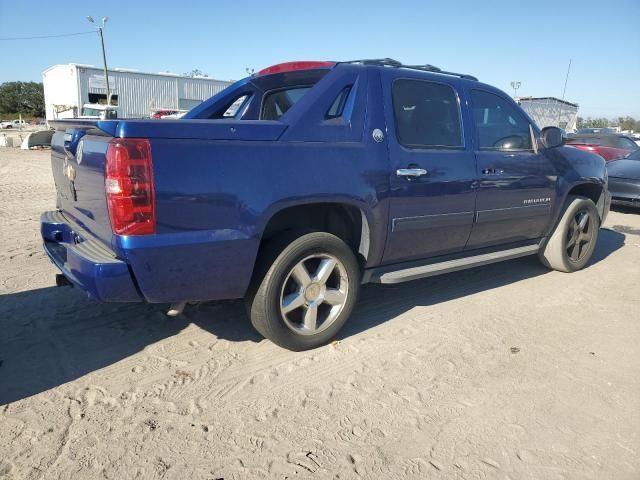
(63, 158, 77, 200)
(63, 162, 76, 181)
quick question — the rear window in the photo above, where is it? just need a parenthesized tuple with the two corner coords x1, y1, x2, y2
(261, 87, 312, 120)
(191, 68, 331, 121)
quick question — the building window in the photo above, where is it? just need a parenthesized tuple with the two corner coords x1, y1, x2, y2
(88, 93, 118, 105)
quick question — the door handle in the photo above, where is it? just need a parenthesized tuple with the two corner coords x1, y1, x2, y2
(397, 168, 428, 178)
(482, 168, 504, 176)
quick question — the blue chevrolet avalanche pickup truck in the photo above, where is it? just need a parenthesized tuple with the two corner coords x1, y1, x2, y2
(42, 59, 610, 351)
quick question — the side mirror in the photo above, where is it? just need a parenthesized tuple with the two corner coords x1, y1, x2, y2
(539, 126, 564, 149)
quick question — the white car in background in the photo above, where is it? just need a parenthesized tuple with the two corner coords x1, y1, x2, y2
(79, 104, 120, 120)
(0, 119, 27, 129)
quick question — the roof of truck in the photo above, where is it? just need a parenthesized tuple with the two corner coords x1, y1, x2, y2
(254, 59, 479, 83)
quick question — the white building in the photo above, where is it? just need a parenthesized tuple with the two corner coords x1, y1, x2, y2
(42, 64, 232, 120)
(517, 97, 579, 132)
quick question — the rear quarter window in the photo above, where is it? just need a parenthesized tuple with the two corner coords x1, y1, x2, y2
(326, 86, 352, 120)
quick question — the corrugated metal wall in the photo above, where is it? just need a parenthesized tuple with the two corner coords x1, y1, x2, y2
(178, 78, 230, 104)
(77, 67, 231, 118)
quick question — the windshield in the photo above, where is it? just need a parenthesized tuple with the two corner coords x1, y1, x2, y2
(626, 149, 640, 160)
(576, 128, 615, 134)
(81, 108, 102, 117)
(566, 137, 602, 145)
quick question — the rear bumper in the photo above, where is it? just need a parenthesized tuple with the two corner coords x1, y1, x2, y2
(611, 197, 640, 208)
(41, 210, 258, 303)
(113, 230, 258, 303)
(41, 211, 142, 302)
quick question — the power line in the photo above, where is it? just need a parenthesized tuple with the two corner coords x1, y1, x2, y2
(0, 31, 95, 41)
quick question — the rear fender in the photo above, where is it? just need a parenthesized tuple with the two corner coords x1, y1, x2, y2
(257, 197, 383, 265)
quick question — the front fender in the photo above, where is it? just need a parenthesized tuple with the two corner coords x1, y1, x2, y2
(547, 145, 609, 227)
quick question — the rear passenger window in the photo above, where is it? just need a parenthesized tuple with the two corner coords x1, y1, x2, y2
(471, 90, 533, 150)
(261, 87, 312, 120)
(392, 79, 463, 148)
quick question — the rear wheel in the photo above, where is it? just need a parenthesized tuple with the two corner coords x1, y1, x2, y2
(246, 232, 360, 351)
(539, 195, 600, 272)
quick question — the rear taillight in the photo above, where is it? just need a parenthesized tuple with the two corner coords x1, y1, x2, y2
(105, 138, 155, 235)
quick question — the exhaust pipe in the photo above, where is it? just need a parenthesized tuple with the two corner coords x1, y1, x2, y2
(56, 274, 73, 287)
(167, 302, 186, 317)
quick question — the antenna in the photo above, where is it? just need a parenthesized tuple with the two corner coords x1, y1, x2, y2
(561, 59, 572, 102)
(558, 59, 572, 125)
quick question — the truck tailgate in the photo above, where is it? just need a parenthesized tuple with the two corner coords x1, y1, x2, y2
(50, 121, 116, 248)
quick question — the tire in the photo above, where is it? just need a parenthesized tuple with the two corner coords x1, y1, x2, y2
(539, 195, 600, 272)
(246, 232, 361, 351)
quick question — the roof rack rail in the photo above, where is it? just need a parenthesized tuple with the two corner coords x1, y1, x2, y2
(344, 58, 478, 81)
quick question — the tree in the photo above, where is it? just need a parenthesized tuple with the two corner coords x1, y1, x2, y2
(182, 69, 209, 78)
(0, 81, 45, 116)
(619, 116, 638, 132)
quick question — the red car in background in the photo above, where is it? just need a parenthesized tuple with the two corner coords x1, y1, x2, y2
(565, 134, 639, 161)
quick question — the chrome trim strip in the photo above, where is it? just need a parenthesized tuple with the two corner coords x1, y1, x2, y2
(475, 203, 551, 223)
(392, 211, 475, 232)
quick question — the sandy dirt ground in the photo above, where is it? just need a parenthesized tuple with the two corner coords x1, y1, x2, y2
(1, 148, 639, 480)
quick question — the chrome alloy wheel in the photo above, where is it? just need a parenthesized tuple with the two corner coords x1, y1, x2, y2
(566, 209, 594, 263)
(279, 254, 349, 335)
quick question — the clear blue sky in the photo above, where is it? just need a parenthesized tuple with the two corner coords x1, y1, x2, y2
(1, 0, 638, 117)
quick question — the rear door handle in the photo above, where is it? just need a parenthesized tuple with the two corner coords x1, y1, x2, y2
(482, 168, 504, 176)
(397, 168, 428, 178)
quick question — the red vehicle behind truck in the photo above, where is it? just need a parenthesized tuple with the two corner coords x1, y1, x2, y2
(565, 134, 638, 161)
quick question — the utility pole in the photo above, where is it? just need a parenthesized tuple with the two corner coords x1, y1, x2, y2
(510, 81, 521, 99)
(87, 16, 111, 105)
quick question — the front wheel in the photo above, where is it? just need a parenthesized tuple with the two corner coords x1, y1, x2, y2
(539, 195, 600, 272)
(246, 232, 361, 351)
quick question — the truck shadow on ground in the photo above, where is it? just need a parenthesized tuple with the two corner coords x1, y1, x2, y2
(0, 229, 625, 405)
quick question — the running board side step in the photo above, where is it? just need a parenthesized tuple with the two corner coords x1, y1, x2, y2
(370, 244, 540, 284)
